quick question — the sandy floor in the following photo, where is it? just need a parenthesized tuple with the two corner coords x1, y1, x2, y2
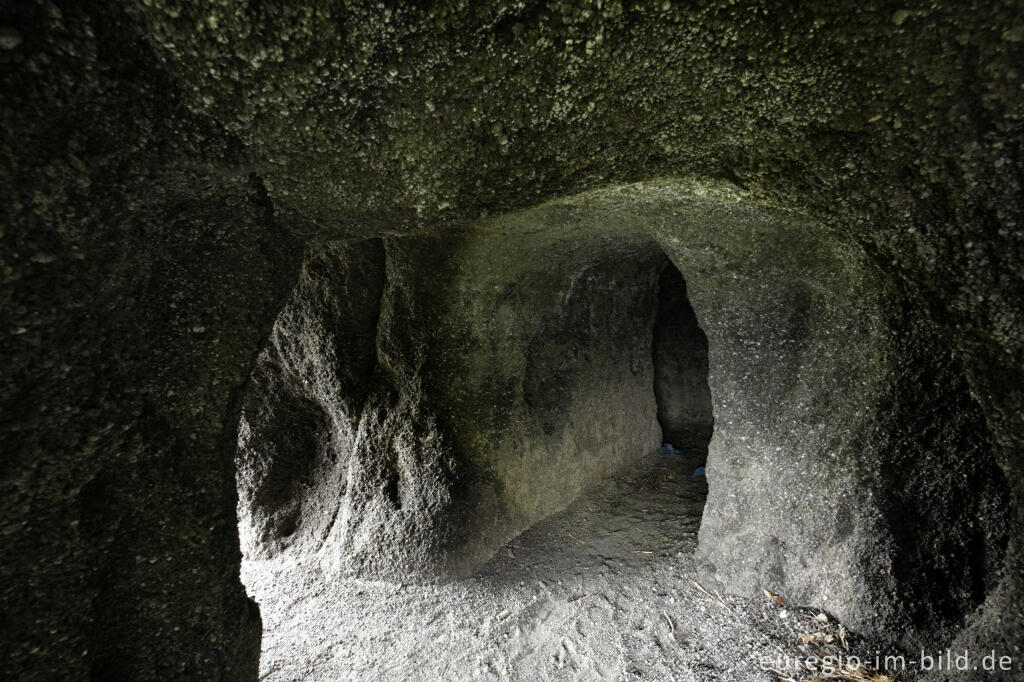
(243, 452, 904, 681)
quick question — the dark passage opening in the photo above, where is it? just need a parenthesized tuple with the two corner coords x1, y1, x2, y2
(652, 262, 714, 463)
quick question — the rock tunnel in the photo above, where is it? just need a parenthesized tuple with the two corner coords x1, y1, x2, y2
(3, 1, 1023, 680)
(235, 179, 1009, 662)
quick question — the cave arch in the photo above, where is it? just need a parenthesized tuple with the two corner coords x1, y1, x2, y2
(237, 178, 1007, 651)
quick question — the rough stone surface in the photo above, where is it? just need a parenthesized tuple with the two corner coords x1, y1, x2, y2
(238, 222, 669, 580)
(4, 0, 1024, 679)
(236, 240, 384, 561)
(1, 2, 303, 678)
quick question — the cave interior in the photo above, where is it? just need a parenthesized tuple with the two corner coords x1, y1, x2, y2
(2, 1, 1023, 680)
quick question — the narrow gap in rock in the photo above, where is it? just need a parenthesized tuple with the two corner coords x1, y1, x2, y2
(652, 261, 714, 464)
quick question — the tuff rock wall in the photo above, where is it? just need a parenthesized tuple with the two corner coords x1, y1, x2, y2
(239, 219, 669, 580)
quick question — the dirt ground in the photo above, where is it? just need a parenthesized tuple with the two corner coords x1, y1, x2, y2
(243, 452, 908, 681)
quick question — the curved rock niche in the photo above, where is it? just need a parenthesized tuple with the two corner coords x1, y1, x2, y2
(237, 178, 1007, 649)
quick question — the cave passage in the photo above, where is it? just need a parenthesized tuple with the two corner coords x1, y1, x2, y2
(236, 245, 728, 680)
(652, 262, 714, 463)
(235, 222, 1010, 682)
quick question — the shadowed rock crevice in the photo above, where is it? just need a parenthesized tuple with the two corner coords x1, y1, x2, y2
(870, 306, 1009, 647)
(652, 262, 714, 461)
